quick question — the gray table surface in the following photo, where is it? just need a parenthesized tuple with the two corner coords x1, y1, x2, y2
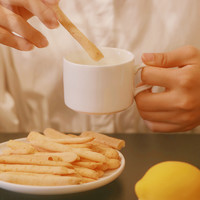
(0, 133, 200, 200)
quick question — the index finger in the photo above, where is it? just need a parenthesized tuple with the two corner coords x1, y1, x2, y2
(142, 46, 200, 68)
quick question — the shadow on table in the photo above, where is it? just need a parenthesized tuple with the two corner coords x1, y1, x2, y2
(0, 179, 123, 200)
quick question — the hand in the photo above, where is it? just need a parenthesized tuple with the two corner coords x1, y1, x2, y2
(0, 0, 59, 51)
(135, 45, 200, 132)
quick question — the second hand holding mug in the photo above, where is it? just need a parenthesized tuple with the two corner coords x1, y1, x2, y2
(63, 47, 151, 114)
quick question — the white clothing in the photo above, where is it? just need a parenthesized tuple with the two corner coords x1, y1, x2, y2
(1, 0, 200, 133)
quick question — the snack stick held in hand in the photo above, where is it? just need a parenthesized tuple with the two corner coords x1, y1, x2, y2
(52, 6, 104, 61)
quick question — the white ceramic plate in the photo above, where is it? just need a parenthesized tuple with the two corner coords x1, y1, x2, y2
(0, 138, 125, 195)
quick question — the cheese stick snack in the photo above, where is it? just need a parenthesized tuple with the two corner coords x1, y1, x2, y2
(28, 132, 90, 152)
(74, 166, 99, 180)
(28, 132, 107, 163)
(0, 172, 82, 186)
(0, 128, 124, 187)
(52, 6, 104, 61)
(65, 143, 92, 148)
(90, 143, 119, 159)
(48, 136, 94, 144)
(44, 128, 70, 139)
(2, 148, 33, 155)
(73, 160, 103, 170)
(0, 155, 73, 167)
(6, 140, 35, 154)
(106, 159, 121, 170)
(44, 128, 94, 144)
(0, 164, 75, 175)
(96, 170, 104, 178)
(27, 131, 73, 152)
(81, 131, 125, 150)
(72, 148, 107, 163)
(34, 152, 79, 162)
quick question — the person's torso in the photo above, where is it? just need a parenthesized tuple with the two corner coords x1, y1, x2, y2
(1, 0, 200, 133)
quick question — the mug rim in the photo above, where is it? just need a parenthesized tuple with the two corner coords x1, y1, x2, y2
(63, 47, 135, 68)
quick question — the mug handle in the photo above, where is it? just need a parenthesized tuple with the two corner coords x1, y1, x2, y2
(134, 63, 152, 96)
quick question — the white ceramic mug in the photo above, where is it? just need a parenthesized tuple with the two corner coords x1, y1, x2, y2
(63, 47, 151, 114)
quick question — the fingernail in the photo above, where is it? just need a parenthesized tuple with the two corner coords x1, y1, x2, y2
(26, 44, 34, 50)
(42, 39, 49, 47)
(144, 120, 152, 128)
(23, 43, 34, 51)
(142, 53, 154, 63)
(18, 40, 34, 51)
(39, 38, 49, 48)
(44, 0, 59, 4)
(50, 18, 59, 28)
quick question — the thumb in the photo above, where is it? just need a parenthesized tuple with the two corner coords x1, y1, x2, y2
(142, 45, 200, 67)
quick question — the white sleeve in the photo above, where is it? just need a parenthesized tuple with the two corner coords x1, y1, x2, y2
(0, 46, 30, 132)
(0, 46, 19, 131)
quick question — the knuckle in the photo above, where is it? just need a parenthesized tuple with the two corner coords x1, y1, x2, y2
(15, 39, 33, 51)
(135, 96, 146, 111)
(40, 8, 52, 18)
(8, 14, 22, 27)
(21, 0, 29, 7)
(177, 97, 194, 110)
(27, 31, 38, 43)
(179, 113, 192, 124)
(24, 0, 38, 9)
(179, 116, 188, 124)
(0, 28, 8, 41)
(141, 69, 147, 82)
(184, 45, 199, 59)
(158, 53, 168, 66)
(23, 0, 57, 26)
(139, 112, 148, 120)
(177, 72, 193, 89)
(135, 101, 142, 110)
(182, 125, 196, 132)
(38, 7, 58, 28)
(39, 7, 55, 22)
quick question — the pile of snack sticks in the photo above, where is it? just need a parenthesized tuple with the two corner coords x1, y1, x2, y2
(0, 128, 125, 186)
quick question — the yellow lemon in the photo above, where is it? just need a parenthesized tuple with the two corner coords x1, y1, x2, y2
(135, 161, 200, 200)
